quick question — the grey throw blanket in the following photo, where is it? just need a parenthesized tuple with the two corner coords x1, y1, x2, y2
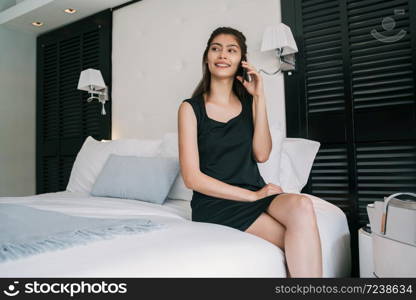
(0, 203, 165, 263)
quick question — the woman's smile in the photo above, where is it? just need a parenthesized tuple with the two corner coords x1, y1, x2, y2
(214, 64, 230, 68)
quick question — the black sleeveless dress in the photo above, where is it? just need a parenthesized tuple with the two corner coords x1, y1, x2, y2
(182, 93, 284, 232)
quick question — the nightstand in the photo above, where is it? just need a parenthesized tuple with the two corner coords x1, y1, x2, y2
(358, 225, 376, 278)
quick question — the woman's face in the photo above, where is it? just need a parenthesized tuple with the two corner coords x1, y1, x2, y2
(206, 34, 242, 80)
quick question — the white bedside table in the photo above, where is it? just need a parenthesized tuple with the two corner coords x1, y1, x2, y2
(358, 225, 376, 278)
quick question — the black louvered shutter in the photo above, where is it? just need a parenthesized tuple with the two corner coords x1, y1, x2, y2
(282, 0, 416, 277)
(301, 0, 353, 223)
(347, 0, 416, 228)
(36, 10, 112, 194)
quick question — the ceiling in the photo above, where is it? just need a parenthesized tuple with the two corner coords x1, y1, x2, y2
(0, 0, 133, 35)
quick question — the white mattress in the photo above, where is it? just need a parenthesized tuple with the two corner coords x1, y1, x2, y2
(0, 191, 351, 277)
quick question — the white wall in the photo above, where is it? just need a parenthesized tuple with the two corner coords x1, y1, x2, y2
(0, 26, 36, 196)
(112, 0, 285, 140)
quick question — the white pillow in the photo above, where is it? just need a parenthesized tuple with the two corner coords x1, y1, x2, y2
(279, 138, 320, 193)
(257, 124, 285, 185)
(66, 136, 162, 194)
(160, 132, 193, 201)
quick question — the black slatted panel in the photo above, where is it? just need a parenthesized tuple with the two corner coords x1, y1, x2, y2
(301, 0, 354, 221)
(82, 29, 102, 138)
(60, 36, 82, 139)
(348, 0, 416, 142)
(303, 0, 346, 114)
(309, 145, 351, 216)
(282, 0, 416, 277)
(43, 43, 59, 141)
(43, 157, 59, 192)
(348, 0, 414, 110)
(37, 10, 112, 194)
(356, 142, 416, 226)
(347, 0, 416, 228)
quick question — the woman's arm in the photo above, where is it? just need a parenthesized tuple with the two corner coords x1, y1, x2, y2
(251, 93, 272, 163)
(237, 61, 272, 163)
(178, 101, 257, 202)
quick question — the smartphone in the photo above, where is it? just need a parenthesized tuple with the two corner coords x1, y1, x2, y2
(237, 55, 252, 83)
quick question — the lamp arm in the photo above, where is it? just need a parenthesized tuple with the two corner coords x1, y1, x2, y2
(258, 68, 281, 75)
(87, 95, 100, 102)
(257, 48, 297, 75)
(281, 56, 296, 67)
(86, 87, 107, 102)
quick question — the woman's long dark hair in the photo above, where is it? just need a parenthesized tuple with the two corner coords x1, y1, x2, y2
(192, 27, 250, 102)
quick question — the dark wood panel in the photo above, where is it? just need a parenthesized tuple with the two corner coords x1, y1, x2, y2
(356, 141, 416, 226)
(308, 112, 347, 143)
(36, 9, 112, 194)
(282, 0, 416, 278)
(354, 105, 416, 141)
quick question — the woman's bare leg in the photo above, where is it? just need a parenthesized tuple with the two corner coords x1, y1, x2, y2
(266, 194, 323, 277)
(245, 212, 286, 250)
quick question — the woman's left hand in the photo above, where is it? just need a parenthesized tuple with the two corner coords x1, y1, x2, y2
(236, 61, 264, 97)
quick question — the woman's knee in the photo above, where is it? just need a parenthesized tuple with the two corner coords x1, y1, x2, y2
(296, 195, 314, 212)
(287, 195, 316, 225)
(267, 194, 315, 226)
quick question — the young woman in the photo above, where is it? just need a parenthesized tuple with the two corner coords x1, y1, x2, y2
(178, 27, 322, 277)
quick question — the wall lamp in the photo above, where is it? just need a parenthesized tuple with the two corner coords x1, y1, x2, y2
(77, 68, 108, 115)
(259, 23, 299, 76)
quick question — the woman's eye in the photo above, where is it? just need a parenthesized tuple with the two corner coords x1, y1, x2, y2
(210, 47, 236, 53)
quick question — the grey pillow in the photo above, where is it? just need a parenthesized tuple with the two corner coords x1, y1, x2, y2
(91, 154, 179, 204)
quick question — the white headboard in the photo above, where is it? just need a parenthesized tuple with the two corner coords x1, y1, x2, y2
(112, 0, 286, 140)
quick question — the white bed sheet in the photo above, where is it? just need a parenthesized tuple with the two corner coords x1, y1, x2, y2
(0, 191, 350, 277)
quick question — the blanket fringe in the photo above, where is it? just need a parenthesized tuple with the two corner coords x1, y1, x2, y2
(1, 221, 165, 262)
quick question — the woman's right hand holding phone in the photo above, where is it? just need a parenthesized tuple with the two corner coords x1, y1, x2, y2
(253, 183, 283, 201)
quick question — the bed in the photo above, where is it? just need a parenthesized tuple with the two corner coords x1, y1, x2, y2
(0, 133, 351, 277)
(0, 190, 350, 278)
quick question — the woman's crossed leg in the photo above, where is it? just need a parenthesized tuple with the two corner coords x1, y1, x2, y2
(245, 193, 322, 278)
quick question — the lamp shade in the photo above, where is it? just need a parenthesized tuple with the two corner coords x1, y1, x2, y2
(77, 68, 106, 91)
(261, 23, 298, 55)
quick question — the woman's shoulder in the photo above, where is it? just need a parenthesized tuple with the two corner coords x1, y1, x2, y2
(182, 93, 203, 105)
(180, 94, 204, 123)
(181, 94, 204, 115)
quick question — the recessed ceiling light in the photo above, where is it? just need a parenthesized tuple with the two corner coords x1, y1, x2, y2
(32, 21, 43, 27)
(64, 8, 77, 14)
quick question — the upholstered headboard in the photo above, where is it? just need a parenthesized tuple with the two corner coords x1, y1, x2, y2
(112, 0, 286, 139)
